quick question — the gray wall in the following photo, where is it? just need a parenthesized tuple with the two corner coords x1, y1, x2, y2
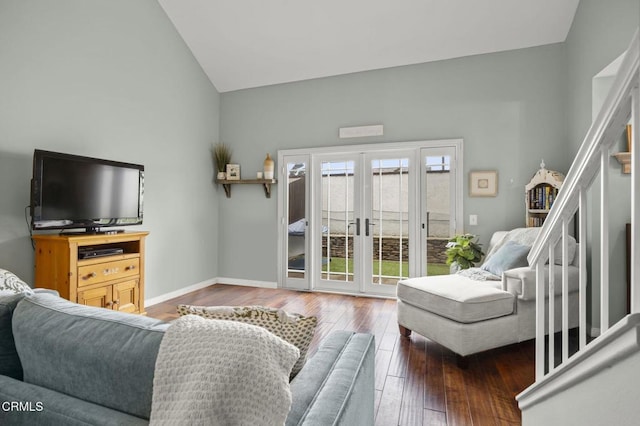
(566, 0, 640, 154)
(564, 0, 639, 330)
(2, 0, 637, 308)
(219, 44, 570, 281)
(0, 0, 221, 299)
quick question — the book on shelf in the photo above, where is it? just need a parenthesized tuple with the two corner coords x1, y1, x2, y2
(528, 185, 558, 211)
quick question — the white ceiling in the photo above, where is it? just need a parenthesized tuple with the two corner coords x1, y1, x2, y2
(158, 0, 580, 93)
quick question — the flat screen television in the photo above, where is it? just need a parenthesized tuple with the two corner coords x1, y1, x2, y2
(30, 149, 144, 233)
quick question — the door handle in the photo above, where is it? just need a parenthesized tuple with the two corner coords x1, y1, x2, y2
(348, 218, 360, 236)
(365, 218, 376, 236)
(426, 211, 430, 237)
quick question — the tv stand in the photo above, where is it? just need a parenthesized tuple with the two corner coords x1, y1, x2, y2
(33, 231, 149, 315)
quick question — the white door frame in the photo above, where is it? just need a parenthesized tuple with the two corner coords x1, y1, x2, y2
(277, 139, 463, 296)
(279, 154, 311, 290)
(419, 146, 463, 276)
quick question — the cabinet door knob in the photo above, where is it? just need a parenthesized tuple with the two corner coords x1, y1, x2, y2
(83, 272, 97, 280)
(105, 301, 113, 307)
(113, 300, 119, 305)
(126, 265, 136, 271)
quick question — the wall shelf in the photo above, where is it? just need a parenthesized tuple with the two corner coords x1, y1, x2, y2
(216, 179, 277, 198)
(613, 152, 631, 174)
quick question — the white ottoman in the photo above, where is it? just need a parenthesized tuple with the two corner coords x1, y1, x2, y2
(396, 274, 518, 360)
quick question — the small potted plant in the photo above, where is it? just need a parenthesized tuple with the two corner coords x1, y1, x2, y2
(213, 143, 232, 180)
(445, 234, 484, 273)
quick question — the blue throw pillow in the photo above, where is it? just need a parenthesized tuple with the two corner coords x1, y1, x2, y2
(481, 241, 531, 276)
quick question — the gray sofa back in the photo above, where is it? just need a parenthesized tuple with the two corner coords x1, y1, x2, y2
(0, 293, 28, 380)
(12, 294, 169, 420)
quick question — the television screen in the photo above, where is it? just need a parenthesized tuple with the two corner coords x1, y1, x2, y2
(31, 150, 144, 232)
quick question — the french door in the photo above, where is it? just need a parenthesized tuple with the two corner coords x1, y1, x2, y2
(279, 140, 462, 297)
(362, 151, 416, 295)
(314, 154, 363, 293)
(420, 146, 459, 277)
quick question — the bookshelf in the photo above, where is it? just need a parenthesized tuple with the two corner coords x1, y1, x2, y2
(525, 161, 564, 227)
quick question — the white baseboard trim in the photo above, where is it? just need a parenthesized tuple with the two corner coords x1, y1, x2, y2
(145, 278, 216, 307)
(145, 277, 278, 307)
(215, 277, 278, 289)
(147, 277, 402, 307)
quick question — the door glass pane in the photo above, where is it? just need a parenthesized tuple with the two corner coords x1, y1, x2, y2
(287, 162, 306, 279)
(320, 161, 355, 282)
(371, 158, 410, 284)
(425, 155, 451, 276)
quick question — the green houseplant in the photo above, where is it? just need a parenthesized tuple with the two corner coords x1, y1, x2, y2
(212, 143, 232, 179)
(445, 234, 484, 272)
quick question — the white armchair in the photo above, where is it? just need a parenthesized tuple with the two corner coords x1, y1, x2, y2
(396, 229, 579, 361)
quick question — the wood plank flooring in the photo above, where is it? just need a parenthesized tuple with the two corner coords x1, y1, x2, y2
(146, 284, 534, 425)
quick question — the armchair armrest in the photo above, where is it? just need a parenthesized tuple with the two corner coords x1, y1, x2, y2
(502, 265, 580, 301)
(502, 267, 536, 299)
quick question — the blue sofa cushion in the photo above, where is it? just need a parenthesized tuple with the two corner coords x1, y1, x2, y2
(0, 293, 28, 380)
(287, 331, 375, 426)
(12, 294, 169, 420)
(0, 375, 148, 426)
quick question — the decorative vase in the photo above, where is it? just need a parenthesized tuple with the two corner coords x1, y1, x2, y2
(217, 171, 226, 180)
(263, 153, 274, 180)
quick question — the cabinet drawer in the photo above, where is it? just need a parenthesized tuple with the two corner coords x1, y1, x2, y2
(78, 258, 140, 287)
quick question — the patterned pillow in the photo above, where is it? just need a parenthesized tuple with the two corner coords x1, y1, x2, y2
(177, 304, 317, 378)
(0, 269, 34, 296)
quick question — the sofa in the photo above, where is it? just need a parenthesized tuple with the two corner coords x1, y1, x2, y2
(0, 293, 375, 425)
(396, 229, 580, 359)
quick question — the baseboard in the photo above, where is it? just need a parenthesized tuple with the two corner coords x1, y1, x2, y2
(145, 278, 216, 307)
(145, 277, 278, 307)
(146, 277, 399, 307)
(215, 276, 278, 289)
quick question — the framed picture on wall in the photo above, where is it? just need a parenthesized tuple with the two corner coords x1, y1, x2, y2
(469, 170, 498, 197)
(226, 164, 240, 180)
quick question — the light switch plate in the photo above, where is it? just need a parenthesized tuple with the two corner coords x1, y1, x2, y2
(469, 214, 478, 226)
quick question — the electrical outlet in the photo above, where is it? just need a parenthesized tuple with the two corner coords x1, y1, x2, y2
(469, 214, 478, 226)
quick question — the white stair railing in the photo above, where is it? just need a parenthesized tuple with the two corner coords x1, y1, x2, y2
(527, 29, 639, 381)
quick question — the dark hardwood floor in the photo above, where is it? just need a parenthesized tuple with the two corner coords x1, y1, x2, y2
(146, 284, 534, 426)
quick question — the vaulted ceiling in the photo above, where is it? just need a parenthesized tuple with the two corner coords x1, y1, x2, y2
(158, 0, 580, 93)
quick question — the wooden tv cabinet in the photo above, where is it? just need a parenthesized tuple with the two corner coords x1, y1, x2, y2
(33, 231, 149, 315)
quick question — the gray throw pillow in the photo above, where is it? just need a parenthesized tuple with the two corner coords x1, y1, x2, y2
(481, 241, 530, 276)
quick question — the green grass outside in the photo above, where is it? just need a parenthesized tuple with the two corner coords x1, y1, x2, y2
(323, 258, 450, 277)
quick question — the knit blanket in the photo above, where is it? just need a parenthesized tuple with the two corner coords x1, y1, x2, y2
(457, 267, 499, 281)
(149, 315, 300, 426)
